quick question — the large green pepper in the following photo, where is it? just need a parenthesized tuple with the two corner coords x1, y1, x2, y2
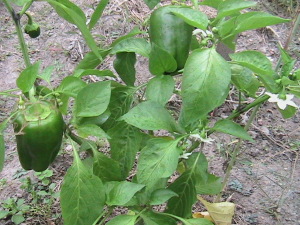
(149, 5, 193, 73)
(14, 101, 64, 172)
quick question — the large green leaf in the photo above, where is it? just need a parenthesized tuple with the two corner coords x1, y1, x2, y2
(121, 101, 184, 133)
(196, 173, 222, 195)
(146, 75, 175, 106)
(179, 48, 231, 127)
(77, 124, 109, 139)
(113, 52, 136, 86)
(57, 76, 87, 97)
(102, 86, 135, 130)
(107, 122, 144, 178)
(216, 0, 256, 20)
(231, 64, 260, 97)
(234, 12, 290, 34)
(169, 7, 208, 30)
(105, 181, 145, 206)
(106, 215, 137, 225)
(110, 38, 151, 58)
(166, 152, 220, 217)
(141, 211, 177, 225)
(149, 189, 178, 205)
(212, 119, 253, 141)
(185, 153, 222, 195)
(76, 81, 111, 117)
(230, 51, 273, 75)
(149, 43, 177, 75)
(93, 150, 123, 182)
(137, 138, 182, 193)
(16, 62, 40, 93)
(230, 51, 280, 92)
(60, 150, 105, 225)
(166, 170, 197, 218)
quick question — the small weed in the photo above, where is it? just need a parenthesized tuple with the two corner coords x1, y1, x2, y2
(0, 197, 30, 224)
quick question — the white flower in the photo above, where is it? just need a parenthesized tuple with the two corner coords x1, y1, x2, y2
(193, 29, 205, 36)
(266, 92, 298, 110)
(179, 152, 193, 159)
(190, 134, 214, 144)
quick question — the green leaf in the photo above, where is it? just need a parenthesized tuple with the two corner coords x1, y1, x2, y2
(166, 170, 197, 218)
(93, 150, 123, 182)
(200, 0, 223, 9)
(121, 101, 184, 133)
(179, 48, 231, 127)
(11, 214, 25, 224)
(77, 124, 110, 139)
(57, 76, 87, 97)
(149, 189, 178, 205)
(89, 0, 109, 30)
(278, 105, 297, 119)
(76, 50, 109, 70)
(185, 153, 222, 195)
(184, 218, 214, 225)
(149, 43, 177, 75)
(106, 215, 137, 225)
(113, 52, 136, 86)
(169, 7, 208, 30)
(230, 51, 273, 75)
(137, 138, 182, 192)
(229, 51, 280, 92)
(76, 81, 111, 117)
(146, 75, 175, 106)
(110, 38, 151, 58)
(231, 64, 260, 97)
(196, 173, 222, 195)
(143, 0, 160, 9)
(75, 69, 115, 78)
(141, 211, 177, 225)
(212, 119, 253, 141)
(234, 11, 290, 34)
(48, 0, 102, 60)
(47, 0, 86, 24)
(102, 87, 135, 130)
(107, 122, 144, 178)
(0, 210, 10, 219)
(105, 181, 145, 206)
(38, 65, 55, 84)
(216, 0, 256, 20)
(16, 62, 40, 92)
(61, 149, 105, 225)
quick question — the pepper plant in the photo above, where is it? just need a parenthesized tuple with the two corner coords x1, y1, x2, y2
(1, 0, 299, 224)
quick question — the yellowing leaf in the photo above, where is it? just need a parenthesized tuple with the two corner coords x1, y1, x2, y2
(198, 196, 235, 225)
(193, 211, 214, 222)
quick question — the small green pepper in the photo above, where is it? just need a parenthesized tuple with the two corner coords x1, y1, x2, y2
(24, 12, 41, 38)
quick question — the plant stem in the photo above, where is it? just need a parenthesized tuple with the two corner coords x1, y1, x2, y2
(215, 104, 261, 202)
(98, 208, 113, 225)
(4, 0, 31, 67)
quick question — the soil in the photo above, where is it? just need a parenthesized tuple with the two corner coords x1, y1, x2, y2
(0, 0, 299, 225)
